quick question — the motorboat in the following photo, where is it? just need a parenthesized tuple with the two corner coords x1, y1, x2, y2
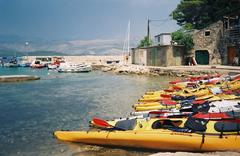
(17, 57, 31, 67)
(3, 59, 18, 67)
(30, 60, 45, 68)
(47, 57, 65, 70)
(57, 62, 92, 73)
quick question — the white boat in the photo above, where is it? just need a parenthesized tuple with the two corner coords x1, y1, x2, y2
(17, 57, 31, 67)
(3, 62, 18, 67)
(3, 59, 18, 67)
(30, 60, 46, 68)
(47, 64, 59, 70)
(57, 62, 92, 73)
(47, 57, 65, 70)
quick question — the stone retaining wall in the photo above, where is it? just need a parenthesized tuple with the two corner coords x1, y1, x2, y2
(100, 65, 222, 77)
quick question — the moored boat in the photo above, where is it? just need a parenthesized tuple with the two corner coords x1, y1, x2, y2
(30, 60, 45, 68)
(57, 62, 92, 73)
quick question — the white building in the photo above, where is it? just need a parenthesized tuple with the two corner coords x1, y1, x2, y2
(154, 33, 172, 45)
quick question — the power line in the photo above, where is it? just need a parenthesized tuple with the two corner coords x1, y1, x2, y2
(147, 17, 174, 40)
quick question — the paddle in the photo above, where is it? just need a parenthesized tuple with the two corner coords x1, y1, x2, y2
(192, 100, 207, 105)
(192, 112, 230, 120)
(169, 79, 183, 84)
(92, 117, 125, 130)
(92, 117, 112, 128)
(148, 111, 191, 117)
(164, 89, 174, 93)
(161, 99, 177, 105)
(172, 85, 182, 90)
(160, 94, 172, 98)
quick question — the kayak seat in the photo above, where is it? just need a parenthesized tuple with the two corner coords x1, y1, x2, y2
(184, 117, 208, 132)
(152, 120, 183, 129)
(180, 101, 192, 107)
(192, 102, 210, 113)
(115, 119, 136, 131)
(185, 96, 196, 101)
(167, 127, 192, 133)
(226, 111, 240, 118)
(214, 122, 240, 132)
(171, 95, 195, 101)
(152, 120, 162, 129)
(172, 95, 185, 101)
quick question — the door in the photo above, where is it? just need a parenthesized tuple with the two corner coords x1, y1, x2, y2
(227, 46, 237, 65)
(151, 48, 157, 66)
(195, 50, 209, 65)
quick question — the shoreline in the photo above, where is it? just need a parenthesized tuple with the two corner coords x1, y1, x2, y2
(96, 64, 240, 77)
(25, 55, 240, 76)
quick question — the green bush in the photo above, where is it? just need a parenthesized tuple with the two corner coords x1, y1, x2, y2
(171, 28, 194, 54)
(138, 36, 152, 48)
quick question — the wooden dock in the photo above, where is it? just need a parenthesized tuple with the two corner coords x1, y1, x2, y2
(0, 75, 40, 82)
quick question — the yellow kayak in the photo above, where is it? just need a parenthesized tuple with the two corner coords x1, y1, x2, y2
(134, 104, 180, 112)
(55, 118, 240, 152)
(138, 97, 169, 102)
(222, 81, 240, 91)
(133, 102, 162, 108)
(196, 94, 239, 101)
(175, 87, 210, 98)
(142, 86, 211, 101)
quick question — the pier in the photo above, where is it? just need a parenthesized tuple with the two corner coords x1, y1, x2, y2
(0, 75, 40, 82)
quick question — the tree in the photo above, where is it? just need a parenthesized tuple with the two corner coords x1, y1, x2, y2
(171, 0, 240, 29)
(171, 28, 194, 54)
(138, 36, 152, 48)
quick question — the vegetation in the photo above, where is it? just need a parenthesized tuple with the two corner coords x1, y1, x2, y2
(138, 36, 153, 48)
(171, 0, 240, 30)
(171, 25, 194, 53)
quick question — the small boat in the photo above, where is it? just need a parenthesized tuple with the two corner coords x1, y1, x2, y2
(3, 62, 18, 67)
(3, 58, 18, 67)
(30, 60, 45, 68)
(47, 57, 65, 70)
(57, 62, 92, 73)
(47, 64, 59, 70)
(17, 57, 31, 67)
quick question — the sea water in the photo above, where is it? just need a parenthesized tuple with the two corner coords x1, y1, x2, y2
(0, 67, 176, 156)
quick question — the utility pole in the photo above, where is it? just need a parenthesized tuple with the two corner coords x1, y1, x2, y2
(147, 19, 168, 41)
(147, 19, 150, 41)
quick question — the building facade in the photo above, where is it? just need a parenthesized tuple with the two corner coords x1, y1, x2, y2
(131, 45, 184, 67)
(192, 21, 223, 65)
(192, 16, 240, 65)
(154, 33, 172, 45)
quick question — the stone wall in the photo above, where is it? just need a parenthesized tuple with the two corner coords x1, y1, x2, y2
(192, 21, 223, 65)
(131, 48, 147, 65)
(132, 45, 184, 67)
(147, 46, 167, 66)
(167, 46, 185, 66)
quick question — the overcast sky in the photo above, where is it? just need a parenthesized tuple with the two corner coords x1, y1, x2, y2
(0, 0, 180, 41)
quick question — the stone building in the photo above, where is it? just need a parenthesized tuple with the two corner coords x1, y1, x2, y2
(192, 21, 223, 65)
(192, 16, 240, 65)
(131, 45, 185, 67)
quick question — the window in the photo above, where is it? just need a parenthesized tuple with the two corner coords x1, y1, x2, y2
(205, 30, 210, 36)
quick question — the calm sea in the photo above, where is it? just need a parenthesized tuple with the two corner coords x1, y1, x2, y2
(0, 67, 176, 156)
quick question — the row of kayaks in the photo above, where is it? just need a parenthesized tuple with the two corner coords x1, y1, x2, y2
(54, 74, 240, 152)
